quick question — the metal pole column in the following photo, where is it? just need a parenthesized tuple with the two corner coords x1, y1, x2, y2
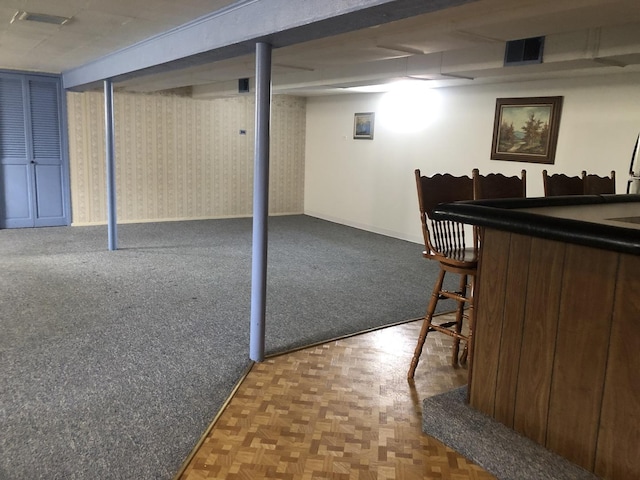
(104, 79, 117, 251)
(249, 42, 272, 361)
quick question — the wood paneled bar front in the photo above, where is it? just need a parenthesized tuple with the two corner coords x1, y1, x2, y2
(434, 194, 640, 480)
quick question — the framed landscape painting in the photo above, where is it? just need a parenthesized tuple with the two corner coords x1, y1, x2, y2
(490, 96, 563, 164)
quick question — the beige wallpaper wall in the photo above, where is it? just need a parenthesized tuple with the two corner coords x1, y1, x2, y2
(66, 91, 305, 225)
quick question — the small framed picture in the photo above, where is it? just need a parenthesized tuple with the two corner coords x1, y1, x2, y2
(353, 112, 374, 140)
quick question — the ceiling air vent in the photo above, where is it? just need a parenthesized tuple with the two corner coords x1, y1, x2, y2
(10, 11, 71, 26)
(504, 36, 544, 66)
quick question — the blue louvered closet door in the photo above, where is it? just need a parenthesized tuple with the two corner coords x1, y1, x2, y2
(0, 72, 69, 228)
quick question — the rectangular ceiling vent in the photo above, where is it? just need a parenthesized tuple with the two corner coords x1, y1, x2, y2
(10, 11, 71, 26)
(504, 36, 544, 66)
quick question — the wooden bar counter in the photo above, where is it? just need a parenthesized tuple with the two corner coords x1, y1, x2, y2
(434, 194, 640, 480)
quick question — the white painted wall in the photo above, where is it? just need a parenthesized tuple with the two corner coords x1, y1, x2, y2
(304, 73, 640, 244)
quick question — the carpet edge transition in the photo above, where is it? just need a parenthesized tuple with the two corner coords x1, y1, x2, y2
(422, 387, 600, 480)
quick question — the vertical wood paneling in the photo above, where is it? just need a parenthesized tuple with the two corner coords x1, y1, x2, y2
(493, 233, 531, 427)
(513, 237, 565, 444)
(66, 92, 305, 225)
(595, 253, 640, 480)
(469, 231, 639, 479)
(469, 228, 511, 416)
(546, 245, 618, 468)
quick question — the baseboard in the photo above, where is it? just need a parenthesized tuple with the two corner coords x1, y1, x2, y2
(303, 210, 422, 244)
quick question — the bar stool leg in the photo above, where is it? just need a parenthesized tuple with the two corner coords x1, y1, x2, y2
(451, 274, 467, 367)
(408, 267, 446, 380)
(464, 277, 476, 403)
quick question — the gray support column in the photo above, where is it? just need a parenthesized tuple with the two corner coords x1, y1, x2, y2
(104, 79, 118, 251)
(249, 42, 272, 361)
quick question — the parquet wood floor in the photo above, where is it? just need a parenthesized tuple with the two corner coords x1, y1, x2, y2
(177, 316, 495, 480)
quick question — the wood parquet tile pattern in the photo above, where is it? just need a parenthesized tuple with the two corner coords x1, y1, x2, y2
(178, 318, 495, 479)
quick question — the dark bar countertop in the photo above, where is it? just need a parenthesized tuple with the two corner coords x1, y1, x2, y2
(433, 194, 640, 256)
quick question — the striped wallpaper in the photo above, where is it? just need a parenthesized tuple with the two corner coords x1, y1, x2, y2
(66, 91, 306, 225)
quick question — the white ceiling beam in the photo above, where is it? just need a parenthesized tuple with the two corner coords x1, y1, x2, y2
(62, 0, 478, 91)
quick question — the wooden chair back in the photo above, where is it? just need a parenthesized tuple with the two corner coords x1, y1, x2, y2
(542, 170, 584, 196)
(583, 170, 616, 194)
(414, 169, 475, 261)
(472, 169, 526, 199)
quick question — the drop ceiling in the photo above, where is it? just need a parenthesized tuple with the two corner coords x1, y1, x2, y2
(1, 0, 640, 97)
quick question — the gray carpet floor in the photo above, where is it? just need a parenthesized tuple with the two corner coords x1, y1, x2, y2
(422, 387, 601, 480)
(0, 215, 449, 480)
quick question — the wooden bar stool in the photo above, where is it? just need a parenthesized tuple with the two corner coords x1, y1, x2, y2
(542, 170, 583, 196)
(543, 170, 616, 196)
(408, 169, 477, 380)
(583, 170, 616, 194)
(472, 169, 526, 199)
